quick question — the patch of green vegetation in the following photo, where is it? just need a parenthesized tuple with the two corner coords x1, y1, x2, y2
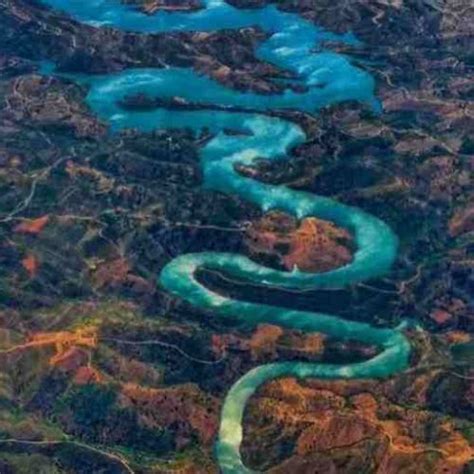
(460, 138, 474, 155)
(55, 383, 173, 454)
(0, 406, 66, 441)
(459, 424, 474, 443)
(0, 453, 64, 474)
(139, 445, 217, 473)
(0, 371, 14, 402)
(8, 350, 52, 405)
(50, 298, 170, 332)
(451, 342, 474, 365)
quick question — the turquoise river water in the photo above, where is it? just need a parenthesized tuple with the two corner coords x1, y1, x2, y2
(40, 0, 411, 472)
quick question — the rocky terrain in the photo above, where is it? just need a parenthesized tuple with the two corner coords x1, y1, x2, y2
(123, 0, 202, 14)
(0, 0, 472, 472)
(244, 211, 354, 273)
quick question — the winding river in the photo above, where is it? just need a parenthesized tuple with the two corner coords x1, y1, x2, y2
(40, 0, 411, 472)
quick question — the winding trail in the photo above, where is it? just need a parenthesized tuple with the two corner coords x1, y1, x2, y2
(39, 0, 411, 472)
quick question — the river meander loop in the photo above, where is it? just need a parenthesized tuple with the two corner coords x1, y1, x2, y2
(39, 1, 411, 472)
